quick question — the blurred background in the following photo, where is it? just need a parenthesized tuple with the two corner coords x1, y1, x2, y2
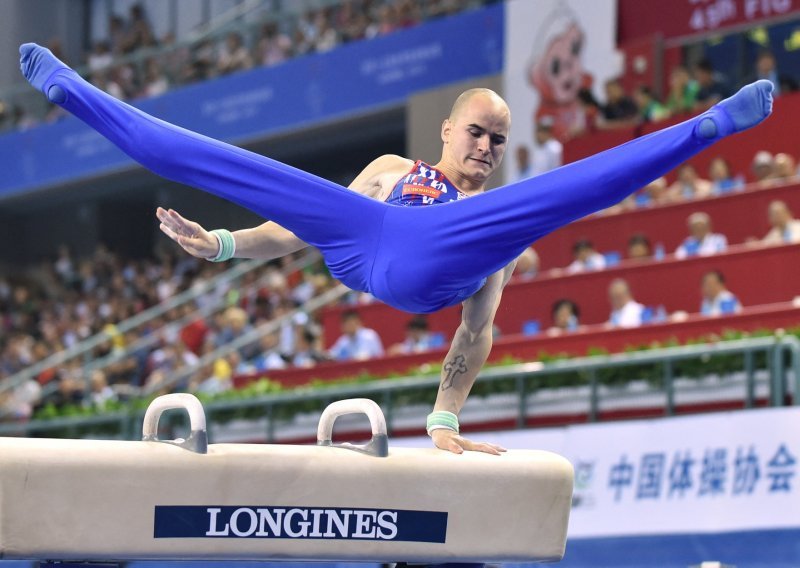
(0, 1, 799, 567)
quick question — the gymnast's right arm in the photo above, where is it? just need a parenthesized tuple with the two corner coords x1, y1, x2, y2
(157, 207, 307, 261)
(157, 154, 411, 261)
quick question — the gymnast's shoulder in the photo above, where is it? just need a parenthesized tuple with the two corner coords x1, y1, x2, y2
(349, 154, 414, 196)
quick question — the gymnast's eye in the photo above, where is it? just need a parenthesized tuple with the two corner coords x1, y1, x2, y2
(551, 57, 561, 77)
(469, 129, 482, 138)
(572, 39, 582, 56)
(491, 136, 506, 146)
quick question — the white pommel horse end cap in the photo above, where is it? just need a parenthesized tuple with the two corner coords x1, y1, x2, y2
(0, 395, 573, 563)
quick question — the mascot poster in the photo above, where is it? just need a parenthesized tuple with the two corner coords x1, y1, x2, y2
(504, 0, 619, 180)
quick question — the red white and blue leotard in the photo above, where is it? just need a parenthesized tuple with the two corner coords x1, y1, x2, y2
(385, 160, 468, 207)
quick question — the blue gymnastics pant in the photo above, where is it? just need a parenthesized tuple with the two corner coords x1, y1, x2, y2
(39, 69, 741, 314)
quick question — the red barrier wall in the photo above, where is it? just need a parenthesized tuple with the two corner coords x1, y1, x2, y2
(237, 302, 800, 388)
(320, 243, 800, 349)
(533, 181, 800, 269)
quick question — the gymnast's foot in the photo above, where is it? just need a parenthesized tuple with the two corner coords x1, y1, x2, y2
(696, 80, 773, 139)
(19, 43, 69, 104)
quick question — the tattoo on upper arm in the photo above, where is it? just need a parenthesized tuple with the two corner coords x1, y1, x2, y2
(441, 354, 468, 391)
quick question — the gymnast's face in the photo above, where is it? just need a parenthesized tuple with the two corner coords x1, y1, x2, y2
(442, 94, 510, 183)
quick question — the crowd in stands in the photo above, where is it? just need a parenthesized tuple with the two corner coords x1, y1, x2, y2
(514, 52, 799, 177)
(597, 150, 799, 216)
(0, 243, 340, 418)
(0, 0, 491, 132)
(543, 193, 800, 335)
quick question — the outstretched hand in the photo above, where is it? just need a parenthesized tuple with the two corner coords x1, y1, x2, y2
(431, 429, 507, 456)
(156, 207, 218, 259)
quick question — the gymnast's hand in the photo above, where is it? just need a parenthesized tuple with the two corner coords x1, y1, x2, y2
(156, 207, 219, 259)
(431, 429, 506, 456)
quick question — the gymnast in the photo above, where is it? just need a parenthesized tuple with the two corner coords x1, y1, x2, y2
(19, 43, 773, 455)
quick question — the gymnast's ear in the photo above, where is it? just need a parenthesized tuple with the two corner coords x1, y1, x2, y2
(441, 118, 452, 144)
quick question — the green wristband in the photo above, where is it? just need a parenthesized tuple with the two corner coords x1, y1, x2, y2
(208, 229, 236, 262)
(426, 411, 459, 435)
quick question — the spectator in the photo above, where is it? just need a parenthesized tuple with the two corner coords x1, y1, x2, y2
(567, 239, 606, 273)
(396, 0, 422, 28)
(0, 379, 41, 420)
(344, 11, 371, 43)
(121, 3, 156, 53)
(427, 0, 465, 18)
(763, 200, 800, 245)
(752, 150, 775, 184)
(183, 39, 216, 83)
(513, 246, 540, 278)
(515, 145, 532, 180)
(217, 32, 253, 75)
(159, 32, 191, 82)
(192, 358, 233, 395)
(87, 41, 114, 72)
(528, 117, 563, 177)
(608, 278, 645, 328)
(329, 310, 384, 361)
(772, 153, 798, 183)
(46, 364, 85, 408)
(212, 306, 257, 359)
(108, 15, 127, 55)
(0, 99, 10, 132)
(374, 4, 399, 36)
(601, 78, 638, 123)
(140, 58, 169, 98)
(574, 87, 602, 136)
(388, 316, 438, 355)
(637, 176, 671, 208)
(251, 332, 286, 371)
(314, 10, 340, 53)
(291, 27, 314, 57)
(254, 22, 292, 67)
(700, 270, 741, 316)
(667, 163, 712, 201)
(633, 85, 669, 123)
(298, 10, 320, 45)
(627, 233, 651, 260)
(752, 50, 798, 96)
(675, 212, 728, 259)
(549, 299, 580, 333)
(336, 1, 357, 36)
(292, 325, 330, 368)
(88, 369, 116, 408)
(666, 66, 699, 115)
(708, 157, 744, 195)
(692, 59, 729, 110)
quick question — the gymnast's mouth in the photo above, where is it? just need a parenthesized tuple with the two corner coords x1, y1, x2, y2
(470, 158, 491, 166)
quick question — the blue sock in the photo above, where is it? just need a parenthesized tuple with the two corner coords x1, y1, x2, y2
(19, 43, 68, 103)
(697, 80, 774, 139)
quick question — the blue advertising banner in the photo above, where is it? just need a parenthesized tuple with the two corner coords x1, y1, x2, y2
(393, 406, 800, 568)
(0, 4, 504, 199)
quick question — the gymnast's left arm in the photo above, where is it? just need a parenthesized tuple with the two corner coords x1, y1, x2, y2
(429, 262, 516, 455)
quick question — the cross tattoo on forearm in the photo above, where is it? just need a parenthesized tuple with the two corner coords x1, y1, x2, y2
(441, 354, 468, 391)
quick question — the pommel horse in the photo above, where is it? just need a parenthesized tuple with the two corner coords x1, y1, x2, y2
(0, 394, 573, 566)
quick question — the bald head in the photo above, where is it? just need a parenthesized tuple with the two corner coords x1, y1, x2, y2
(449, 88, 510, 122)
